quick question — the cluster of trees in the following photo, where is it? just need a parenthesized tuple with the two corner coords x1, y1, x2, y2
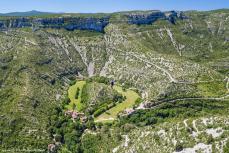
(93, 106, 107, 117)
(48, 103, 96, 152)
(134, 97, 143, 106)
(69, 80, 77, 86)
(90, 91, 126, 117)
(118, 99, 228, 127)
(80, 77, 126, 117)
(48, 76, 229, 152)
(113, 93, 126, 103)
(224, 140, 229, 153)
(86, 76, 110, 85)
(48, 107, 84, 152)
(86, 91, 126, 117)
(80, 84, 89, 106)
(0, 116, 49, 151)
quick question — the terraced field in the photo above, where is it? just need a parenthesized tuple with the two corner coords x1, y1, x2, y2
(67, 80, 86, 111)
(95, 85, 140, 122)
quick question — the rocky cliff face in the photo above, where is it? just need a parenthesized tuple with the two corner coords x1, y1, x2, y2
(0, 11, 186, 32)
(33, 17, 110, 32)
(127, 11, 187, 24)
(0, 17, 110, 32)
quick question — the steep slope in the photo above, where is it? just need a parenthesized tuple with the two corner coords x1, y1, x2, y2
(0, 9, 228, 152)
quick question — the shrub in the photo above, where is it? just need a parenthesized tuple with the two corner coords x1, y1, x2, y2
(86, 76, 110, 84)
(69, 80, 76, 86)
(73, 103, 76, 110)
(63, 96, 71, 105)
(224, 140, 229, 153)
(113, 92, 125, 103)
(146, 117, 157, 125)
(135, 98, 143, 105)
(207, 135, 214, 144)
(81, 84, 89, 104)
(175, 143, 183, 152)
(75, 87, 80, 99)
(86, 120, 96, 130)
(95, 76, 109, 84)
(122, 123, 135, 132)
(54, 134, 62, 142)
(93, 107, 106, 117)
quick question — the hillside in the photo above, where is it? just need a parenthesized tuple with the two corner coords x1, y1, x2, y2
(0, 9, 228, 152)
(0, 10, 58, 17)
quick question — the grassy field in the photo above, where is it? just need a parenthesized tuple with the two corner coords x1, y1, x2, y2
(95, 85, 140, 122)
(66, 80, 86, 111)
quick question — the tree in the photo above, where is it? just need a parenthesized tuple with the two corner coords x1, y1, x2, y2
(63, 96, 70, 105)
(175, 143, 183, 152)
(93, 107, 106, 117)
(146, 117, 157, 125)
(224, 141, 229, 153)
(113, 93, 124, 103)
(122, 123, 135, 132)
(73, 103, 76, 110)
(207, 135, 214, 144)
(54, 134, 62, 142)
(86, 120, 96, 130)
(69, 80, 76, 86)
(75, 87, 80, 99)
(135, 98, 142, 105)
(64, 131, 81, 152)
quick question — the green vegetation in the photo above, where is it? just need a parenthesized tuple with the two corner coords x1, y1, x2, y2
(197, 81, 228, 97)
(95, 85, 140, 122)
(119, 99, 229, 126)
(224, 140, 229, 153)
(75, 87, 80, 99)
(79, 81, 126, 116)
(81, 129, 121, 153)
(67, 81, 86, 111)
(175, 143, 183, 152)
(86, 75, 110, 84)
(0, 9, 229, 152)
(48, 99, 96, 153)
(134, 97, 143, 106)
(64, 77, 140, 123)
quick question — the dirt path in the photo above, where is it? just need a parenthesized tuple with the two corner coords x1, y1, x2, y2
(192, 120, 199, 132)
(183, 119, 190, 129)
(25, 37, 37, 46)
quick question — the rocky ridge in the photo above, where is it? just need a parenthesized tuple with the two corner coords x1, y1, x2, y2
(0, 11, 185, 32)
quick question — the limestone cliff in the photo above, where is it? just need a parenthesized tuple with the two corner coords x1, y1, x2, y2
(0, 11, 186, 32)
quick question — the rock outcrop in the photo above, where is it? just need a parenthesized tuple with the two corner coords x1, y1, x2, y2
(127, 11, 187, 25)
(0, 17, 110, 32)
(33, 17, 110, 32)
